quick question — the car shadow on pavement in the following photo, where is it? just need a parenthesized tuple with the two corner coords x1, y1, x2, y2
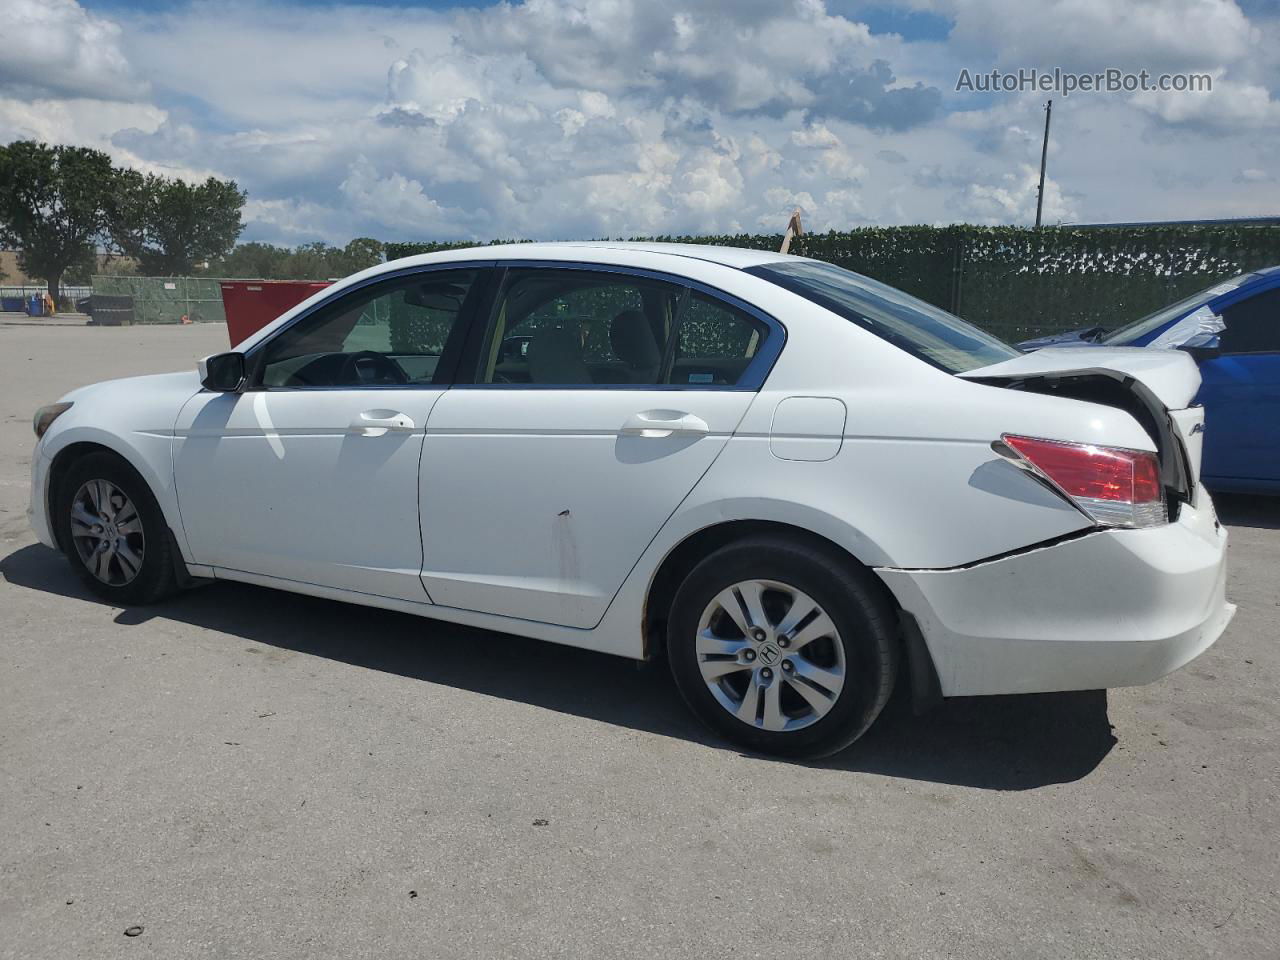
(1212, 492, 1280, 530)
(2, 542, 1114, 791)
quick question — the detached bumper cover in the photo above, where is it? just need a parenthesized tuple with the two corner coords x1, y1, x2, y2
(877, 496, 1233, 697)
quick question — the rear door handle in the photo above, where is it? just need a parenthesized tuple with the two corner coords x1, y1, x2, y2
(350, 409, 415, 437)
(620, 410, 709, 439)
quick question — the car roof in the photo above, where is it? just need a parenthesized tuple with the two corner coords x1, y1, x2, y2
(392, 241, 797, 271)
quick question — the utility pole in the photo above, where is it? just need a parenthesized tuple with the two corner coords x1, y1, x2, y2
(1034, 99, 1053, 228)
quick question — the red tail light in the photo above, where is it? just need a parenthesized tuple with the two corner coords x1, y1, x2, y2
(1000, 434, 1165, 528)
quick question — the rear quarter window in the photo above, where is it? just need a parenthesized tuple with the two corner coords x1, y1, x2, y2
(671, 293, 765, 387)
(746, 259, 1018, 374)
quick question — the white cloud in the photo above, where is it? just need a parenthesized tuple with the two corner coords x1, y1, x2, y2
(451, 0, 939, 125)
(949, 164, 1076, 225)
(1131, 71, 1280, 130)
(935, 0, 1256, 73)
(0, 96, 162, 147)
(760, 187, 818, 230)
(339, 155, 464, 234)
(1234, 167, 1272, 183)
(792, 124, 842, 149)
(0, 0, 144, 101)
(3, 0, 1277, 245)
(820, 188, 868, 228)
(679, 149, 745, 215)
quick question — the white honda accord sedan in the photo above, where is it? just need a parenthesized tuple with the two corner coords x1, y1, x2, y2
(29, 243, 1234, 757)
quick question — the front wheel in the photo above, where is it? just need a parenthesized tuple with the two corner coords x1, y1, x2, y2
(667, 536, 899, 758)
(54, 451, 180, 605)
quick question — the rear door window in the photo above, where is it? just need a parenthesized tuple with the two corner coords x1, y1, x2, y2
(473, 267, 775, 388)
(477, 268, 681, 385)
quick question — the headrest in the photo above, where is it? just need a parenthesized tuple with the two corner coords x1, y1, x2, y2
(610, 309, 661, 367)
(527, 325, 589, 384)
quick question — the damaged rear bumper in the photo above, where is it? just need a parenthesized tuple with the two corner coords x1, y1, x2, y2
(876, 492, 1234, 697)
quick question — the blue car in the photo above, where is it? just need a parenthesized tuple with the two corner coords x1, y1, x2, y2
(1018, 267, 1280, 494)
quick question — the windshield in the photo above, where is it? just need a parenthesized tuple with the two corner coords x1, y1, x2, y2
(746, 259, 1019, 373)
(1102, 273, 1249, 345)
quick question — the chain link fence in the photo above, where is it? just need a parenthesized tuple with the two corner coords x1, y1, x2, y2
(90, 276, 227, 325)
(0, 285, 92, 312)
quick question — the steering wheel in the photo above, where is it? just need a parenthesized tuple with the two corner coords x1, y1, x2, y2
(337, 351, 409, 386)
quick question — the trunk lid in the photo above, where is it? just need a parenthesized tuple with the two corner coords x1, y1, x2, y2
(961, 346, 1203, 516)
(962, 346, 1200, 410)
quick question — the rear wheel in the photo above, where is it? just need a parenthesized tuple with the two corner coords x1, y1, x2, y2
(54, 452, 180, 605)
(667, 536, 898, 758)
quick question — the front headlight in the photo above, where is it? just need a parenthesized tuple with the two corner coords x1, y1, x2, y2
(33, 402, 73, 440)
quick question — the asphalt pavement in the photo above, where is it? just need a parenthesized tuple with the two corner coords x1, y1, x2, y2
(1, 318, 1277, 959)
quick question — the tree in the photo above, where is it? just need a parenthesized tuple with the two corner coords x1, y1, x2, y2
(340, 237, 384, 273)
(64, 259, 94, 285)
(209, 241, 291, 278)
(209, 237, 384, 280)
(0, 141, 119, 302)
(114, 171, 246, 275)
(281, 241, 337, 279)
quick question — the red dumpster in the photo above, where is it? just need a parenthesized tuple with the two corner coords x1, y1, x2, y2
(220, 280, 332, 347)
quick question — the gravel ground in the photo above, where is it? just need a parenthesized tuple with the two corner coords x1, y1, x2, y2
(1, 319, 1277, 959)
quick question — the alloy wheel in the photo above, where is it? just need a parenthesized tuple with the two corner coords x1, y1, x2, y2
(69, 478, 146, 586)
(695, 579, 846, 732)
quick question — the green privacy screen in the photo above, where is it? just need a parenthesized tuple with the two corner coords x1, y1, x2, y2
(386, 225, 1280, 342)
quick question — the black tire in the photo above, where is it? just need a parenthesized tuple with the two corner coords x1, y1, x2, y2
(53, 451, 180, 605)
(667, 535, 899, 759)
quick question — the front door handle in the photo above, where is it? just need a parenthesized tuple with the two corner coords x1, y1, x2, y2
(620, 409, 709, 439)
(350, 409, 415, 437)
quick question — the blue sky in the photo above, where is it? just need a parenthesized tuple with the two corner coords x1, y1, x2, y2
(78, 0, 496, 9)
(78, 0, 956, 38)
(4, 0, 1278, 246)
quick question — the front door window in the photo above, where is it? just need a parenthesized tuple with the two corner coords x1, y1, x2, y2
(258, 269, 480, 388)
